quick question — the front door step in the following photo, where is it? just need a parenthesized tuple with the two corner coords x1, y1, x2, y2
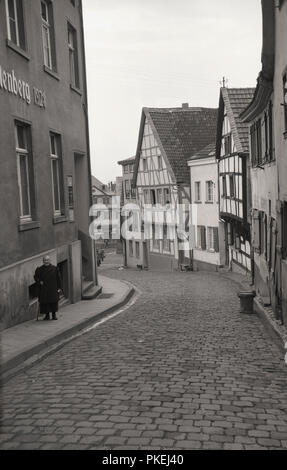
(82, 284, 102, 300)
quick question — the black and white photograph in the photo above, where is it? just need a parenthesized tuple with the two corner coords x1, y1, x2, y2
(1, 0, 287, 456)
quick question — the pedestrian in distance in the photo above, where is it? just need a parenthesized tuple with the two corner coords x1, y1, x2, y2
(34, 255, 62, 321)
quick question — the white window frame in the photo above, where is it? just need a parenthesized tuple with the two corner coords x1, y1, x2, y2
(15, 124, 32, 221)
(41, 1, 52, 69)
(6, 0, 20, 46)
(50, 134, 62, 216)
(206, 181, 214, 203)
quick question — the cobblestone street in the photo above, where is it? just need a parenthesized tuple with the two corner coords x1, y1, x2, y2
(1, 253, 287, 450)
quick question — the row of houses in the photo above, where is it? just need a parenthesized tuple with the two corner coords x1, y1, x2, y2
(0, 0, 97, 330)
(117, 0, 287, 327)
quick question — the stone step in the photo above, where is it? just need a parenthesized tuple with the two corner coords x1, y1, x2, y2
(82, 284, 102, 301)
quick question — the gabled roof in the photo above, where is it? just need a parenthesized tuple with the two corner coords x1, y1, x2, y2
(216, 87, 255, 158)
(118, 156, 135, 166)
(240, 0, 275, 122)
(133, 106, 218, 186)
(189, 142, 216, 161)
(91, 176, 114, 196)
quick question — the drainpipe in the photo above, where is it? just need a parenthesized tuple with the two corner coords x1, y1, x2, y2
(79, 0, 98, 286)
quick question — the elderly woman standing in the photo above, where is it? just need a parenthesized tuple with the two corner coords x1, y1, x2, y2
(34, 256, 62, 320)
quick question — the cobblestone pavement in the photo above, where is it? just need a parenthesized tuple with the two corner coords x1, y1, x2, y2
(1, 254, 287, 450)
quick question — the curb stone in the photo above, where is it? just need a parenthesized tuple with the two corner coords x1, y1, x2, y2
(0, 285, 136, 383)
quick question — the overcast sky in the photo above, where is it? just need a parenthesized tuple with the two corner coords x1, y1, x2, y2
(82, 0, 262, 183)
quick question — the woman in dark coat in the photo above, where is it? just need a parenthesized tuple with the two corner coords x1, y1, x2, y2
(34, 256, 62, 320)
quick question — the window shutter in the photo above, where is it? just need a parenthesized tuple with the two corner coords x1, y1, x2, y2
(201, 226, 206, 250)
(214, 227, 219, 252)
(253, 209, 260, 252)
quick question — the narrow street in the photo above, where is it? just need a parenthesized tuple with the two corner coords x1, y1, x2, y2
(1, 252, 287, 450)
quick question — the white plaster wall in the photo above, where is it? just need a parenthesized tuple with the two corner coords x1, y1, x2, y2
(189, 158, 220, 266)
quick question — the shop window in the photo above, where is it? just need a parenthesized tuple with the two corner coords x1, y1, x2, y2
(41, 1, 57, 71)
(68, 22, 80, 89)
(6, 0, 26, 50)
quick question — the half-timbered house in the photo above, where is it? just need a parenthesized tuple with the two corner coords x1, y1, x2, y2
(216, 87, 255, 273)
(240, 0, 287, 325)
(131, 104, 218, 271)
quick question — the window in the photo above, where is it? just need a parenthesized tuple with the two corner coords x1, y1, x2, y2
(268, 101, 274, 160)
(68, 23, 80, 89)
(250, 119, 262, 166)
(124, 180, 130, 199)
(15, 123, 35, 221)
(143, 189, 149, 204)
(50, 133, 64, 216)
(123, 165, 129, 174)
(195, 182, 201, 202)
(6, 0, 26, 49)
(163, 224, 170, 252)
(196, 226, 206, 250)
(129, 164, 134, 173)
(256, 119, 262, 164)
(283, 74, 287, 133)
(150, 189, 156, 205)
(222, 175, 227, 197)
(224, 134, 232, 155)
(206, 181, 213, 202)
(142, 158, 147, 172)
(282, 202, 287, 259)
(152, 224, 160, 250)
(135, 242, 140, 259)
(229, 175, 235, 198)
(158, 155, 162, 170)
(163, 188, 170, 204)
(41, 1, 56, 71)
(128, 241, 133, 257)
(156, 188, 162, 205)
(67, 175, 74, 221)
(207, 227, 219, 252)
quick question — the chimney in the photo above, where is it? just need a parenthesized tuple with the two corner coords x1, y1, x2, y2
(182, 103, 189, 109)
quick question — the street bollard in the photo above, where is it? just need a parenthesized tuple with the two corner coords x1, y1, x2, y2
(237, 291, 256, 314)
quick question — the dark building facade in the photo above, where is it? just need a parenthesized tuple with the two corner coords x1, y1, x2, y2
(0, 0, 96, 330)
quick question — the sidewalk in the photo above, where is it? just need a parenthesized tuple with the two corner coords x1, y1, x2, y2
(219, 269, 287, 352)
(0, 275, 135, 382)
